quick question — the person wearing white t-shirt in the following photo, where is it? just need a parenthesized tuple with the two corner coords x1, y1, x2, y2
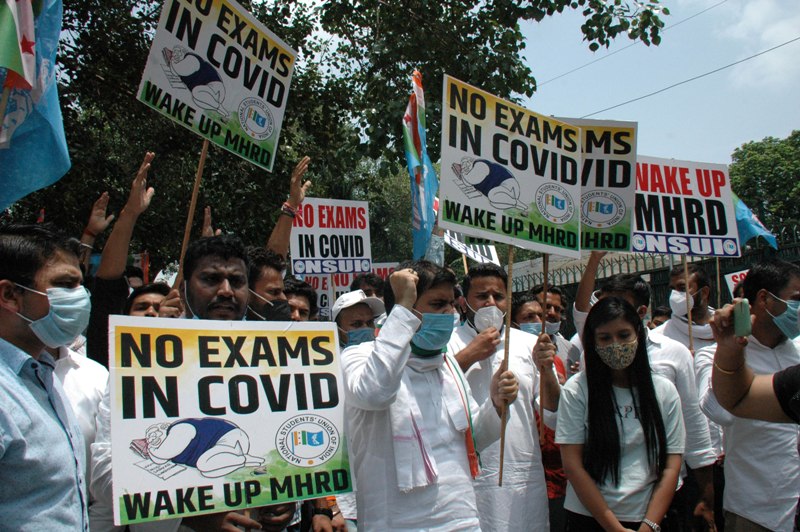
(556, 297, 685, 532)
(700, 259, 800, 532)
(573, 252, 717, 531)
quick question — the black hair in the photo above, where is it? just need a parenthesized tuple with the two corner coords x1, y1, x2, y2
(0, 224, 81, 287)
(651, 305, 672, 319)
(245, 246, 285, 288)
(284, 276, 319, 318)
(668, 263, 710, 290)
(600, 273, 651, 309)
(384, 260, 456, 313)
(461, 263, 507, 297)
(530, 283, 567, 308)
(184, 235, 249, 282)
(512, 291, 541, 323)
(124, 282, 171, 315)
(581, 297, 667, 486)
(349, 273, 384, 297)
(741, 259, 800, 304)
(125, 265, 144, 280)
(732, 281, 745, 299)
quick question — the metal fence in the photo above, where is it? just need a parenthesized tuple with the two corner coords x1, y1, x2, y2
(511, 227, 800, 340)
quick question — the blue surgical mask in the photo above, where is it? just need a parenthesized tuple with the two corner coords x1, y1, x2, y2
(545, 320, 561, 335)
(767, 291, 800, 340)
(519, 322, 542, 336)
(343, 327, 375, 348)
(16, 285, 91, 348)
(411, 312, 455, 355)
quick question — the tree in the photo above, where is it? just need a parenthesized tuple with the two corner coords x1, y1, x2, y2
(729, 130, 800, 229)
(5, 0, 669, 270)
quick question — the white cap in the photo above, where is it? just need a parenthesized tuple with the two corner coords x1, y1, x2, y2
(331, 289, 385, 322)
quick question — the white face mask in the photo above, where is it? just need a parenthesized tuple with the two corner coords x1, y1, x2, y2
(472, 305, 505, 332)
(668, 289, 694, 318)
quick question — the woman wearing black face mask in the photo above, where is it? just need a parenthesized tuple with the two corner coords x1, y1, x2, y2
(556, 297, 685, 532)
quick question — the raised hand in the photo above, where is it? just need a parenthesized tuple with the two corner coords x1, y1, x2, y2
(287, 156, 311, 209)
(124, 151, 155, 217)
(85, 192, 115, 237)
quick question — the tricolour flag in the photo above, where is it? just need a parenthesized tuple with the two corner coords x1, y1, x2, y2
(0, 0, 71, 211)
(402, 70, 439, 259)
(733, 192, 778, 249)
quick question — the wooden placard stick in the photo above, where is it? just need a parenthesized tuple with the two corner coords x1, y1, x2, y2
(462, 253, 469, 275)
(539, 253, 550, 444)
(173, 139, 210, 289)
(715, 257, 722, 309)
(498, 245, 515, 487)
(683, 257, 695, 354)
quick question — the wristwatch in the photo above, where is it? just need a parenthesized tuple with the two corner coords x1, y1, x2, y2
(312, 507, 334, 519)
(643, 518, 661, 532)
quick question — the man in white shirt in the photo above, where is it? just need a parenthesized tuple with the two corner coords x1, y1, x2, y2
(449, 263, 558, 531)
(574, 252, 717, 531)
(341, 261, 518, 531)
(531, 283, 582, 376)
(699, 259, 800, 532)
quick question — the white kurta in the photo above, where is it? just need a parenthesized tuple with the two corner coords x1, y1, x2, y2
(342, 306, 501, 531)
(448, 324, 550, 532)
(698, 336, 800, 532)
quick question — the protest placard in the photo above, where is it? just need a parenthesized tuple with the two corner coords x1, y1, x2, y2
(559, 118, 637, 252)
(633, 156, 740, 257)
(302, 263, 397, 320)
(109, 316, 351, 525)
(444, 230, 500, 265)
(439, 75, 582, 257)
(137, 0, 296, 171)
(724, 269, 749, 297)
(290, 198, 372, 276)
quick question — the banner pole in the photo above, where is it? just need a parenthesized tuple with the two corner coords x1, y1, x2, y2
(683, 257, 695, 354)
(462, 253, 469, 275)
(539, 253, 550, 444)
(174, 139, 210, 289)
(498, 245, 514, 487)
(715, 257, 722, 309)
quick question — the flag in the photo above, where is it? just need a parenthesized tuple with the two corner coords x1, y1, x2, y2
(733, 192, 778, 249)
(0, 0, 71, 211)
(292, 430, 324, 447)
(403, 70, 439, 259)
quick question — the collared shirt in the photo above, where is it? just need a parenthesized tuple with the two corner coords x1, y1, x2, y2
(0, 337, 89, 531)
(447, 323, 550, 532)
(55, 346, 109, 483)
(698, 336, 800, 532)
(342, 306, 501, 531)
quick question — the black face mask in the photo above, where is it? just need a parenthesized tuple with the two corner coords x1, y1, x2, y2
(248, 299, 291, 321)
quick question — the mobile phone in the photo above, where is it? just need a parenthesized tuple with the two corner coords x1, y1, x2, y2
(734, 299, 752, 337)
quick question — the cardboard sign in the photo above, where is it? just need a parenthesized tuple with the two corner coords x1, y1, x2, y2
(443, 230, 500, 265)
(302, 263, 397, 321)
(137, 0, 296, 170)
(109, 317, 351, 524)
(290, 198, 372, 276)
(439, 75, 582, 257)
(560, 118, 637, 252)
(724, 269, 749, 298)
(633, 156, 740, 257)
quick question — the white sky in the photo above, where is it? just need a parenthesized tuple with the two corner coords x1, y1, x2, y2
(519, 0, 800, 164)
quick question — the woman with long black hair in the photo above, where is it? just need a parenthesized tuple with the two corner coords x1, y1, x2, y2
(556, 297, 685, 532)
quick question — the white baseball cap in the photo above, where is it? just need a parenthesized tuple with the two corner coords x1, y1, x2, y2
(331, 289, 385, 322)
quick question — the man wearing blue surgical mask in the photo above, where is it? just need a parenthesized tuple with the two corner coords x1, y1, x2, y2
(0, 224, 90, 530)
(332, 290, 385, 349)
(699, 259, 800, 532)
(448, 263, 559, 532)
(341, 260, 519, 530)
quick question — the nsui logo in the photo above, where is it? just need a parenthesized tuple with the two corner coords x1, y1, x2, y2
(276, 415, 340, 467)
(582, 191, 625, 229)
(238, 97, 274, 141)
(536, 183, 574, 224)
